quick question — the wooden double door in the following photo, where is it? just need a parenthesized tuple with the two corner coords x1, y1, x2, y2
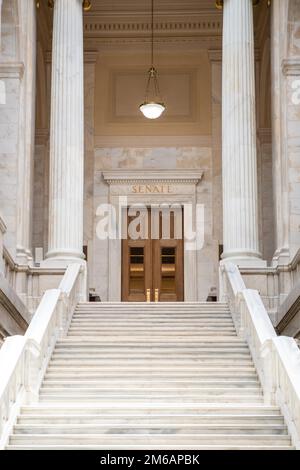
(122, 207, 184, 302)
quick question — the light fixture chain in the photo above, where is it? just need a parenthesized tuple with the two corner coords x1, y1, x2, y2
(151, 0, 154, 67)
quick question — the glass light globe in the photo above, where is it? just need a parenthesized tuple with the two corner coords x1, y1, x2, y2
(139, 102, 166, 119)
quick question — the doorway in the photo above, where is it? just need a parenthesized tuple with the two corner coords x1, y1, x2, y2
(122, 207, 184, 302)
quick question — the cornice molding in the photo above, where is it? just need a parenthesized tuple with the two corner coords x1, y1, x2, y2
(282, 59, 300, 76)
(0, 62, 24, 79)
(85, 36, 222, 46)
(102, 169, 203, 185)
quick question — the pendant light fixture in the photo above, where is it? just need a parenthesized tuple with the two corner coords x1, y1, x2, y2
(139, 0, 166, 119)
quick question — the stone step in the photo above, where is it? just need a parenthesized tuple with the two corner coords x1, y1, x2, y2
(56, 338, 246, 345)
(74, 316, 231, 320)
(46, 365, 257, 373)
(52, 350, 250, 356)
(72, 315, 233, 320)
(8, 434, 291, 446)
(44, 373, 259, 380)
(70, 321, 235, 326)
(53, 345, 249, 352)
(74, 309, 231, 313)
(63, 336, 238, 342)
(67, 326, 236, 332)
(39, 386, 262, 395)
(75, 304, 229, 307)
(73, 310, 232, 314)
(20, 404, 283, 416)
(50, 351, 252, 359)
(73, 308, 231, 312)
(42, 380, 260, 389)
(47, 361, 254, 369)
(13, 423, 288, 435)
(66, 333, 238, 339)
(8, 300, 292, 451)
(38, 395, 264, 404)
(17, 414, 284, 425)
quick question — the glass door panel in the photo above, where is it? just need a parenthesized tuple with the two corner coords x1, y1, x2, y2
(129, 247, 145, 295)
(161, 247, 176, 294)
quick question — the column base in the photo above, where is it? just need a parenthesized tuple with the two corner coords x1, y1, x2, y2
(222, 250, 267, 268)
(41, 249, 85, 268)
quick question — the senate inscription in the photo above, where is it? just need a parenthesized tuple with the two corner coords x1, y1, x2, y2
(132, 184, 173, 194)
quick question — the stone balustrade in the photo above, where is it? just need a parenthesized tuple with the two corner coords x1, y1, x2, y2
(0, 262, 86, 448)
(220, 261, 300, 449)
(239, 248, 300, 327)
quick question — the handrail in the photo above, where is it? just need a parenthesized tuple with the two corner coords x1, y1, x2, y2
(0, 263, 85, 449)
(220, 261, 300, 449)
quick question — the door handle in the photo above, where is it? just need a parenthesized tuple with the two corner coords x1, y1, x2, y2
(155, 288, 159, 303)
(146, 289, 151, 302)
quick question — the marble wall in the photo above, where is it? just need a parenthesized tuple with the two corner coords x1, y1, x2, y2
(91, 146, 217, 302)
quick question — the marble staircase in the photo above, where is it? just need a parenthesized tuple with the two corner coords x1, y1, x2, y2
(7, 302, 294, 449)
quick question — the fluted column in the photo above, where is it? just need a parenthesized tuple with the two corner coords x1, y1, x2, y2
(221, 0, 264, 266)
(45, 0, 84, 265)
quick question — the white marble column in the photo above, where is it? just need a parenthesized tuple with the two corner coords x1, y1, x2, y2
(0, 0, 3, 51)
(45, 0, 84, 265)
(222, 0, 265, 266)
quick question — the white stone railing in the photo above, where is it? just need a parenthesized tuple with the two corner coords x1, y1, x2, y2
(220, 262, 300, 449)
(240, 248, 300, 324)
(0, 263, 85, 449)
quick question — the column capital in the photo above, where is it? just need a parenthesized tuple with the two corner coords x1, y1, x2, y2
(36, 0, 91, 11)
(216, 0, 260, 9)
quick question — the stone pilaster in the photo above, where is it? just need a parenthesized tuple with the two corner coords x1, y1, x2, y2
(45, 0, 84, 265)
(16, 0, 37, 265)
(221, 0, 265, 266)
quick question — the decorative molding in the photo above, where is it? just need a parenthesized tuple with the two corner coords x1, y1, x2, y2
(85, 36, 222, 50)
(208, 48, 260, 63)
(108, 67, 197, 123)
(84, 18, 222, 38)
(84, 50, 98, 64)
(282, 59, 300, 76)
(102, 169, 203, 185)
(94, 135, 212, 148)
(257, 128, 272, 144)
(0, 63, 24, 79)
(35, 128, 49, 146)
(208, 49, 222, 62)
